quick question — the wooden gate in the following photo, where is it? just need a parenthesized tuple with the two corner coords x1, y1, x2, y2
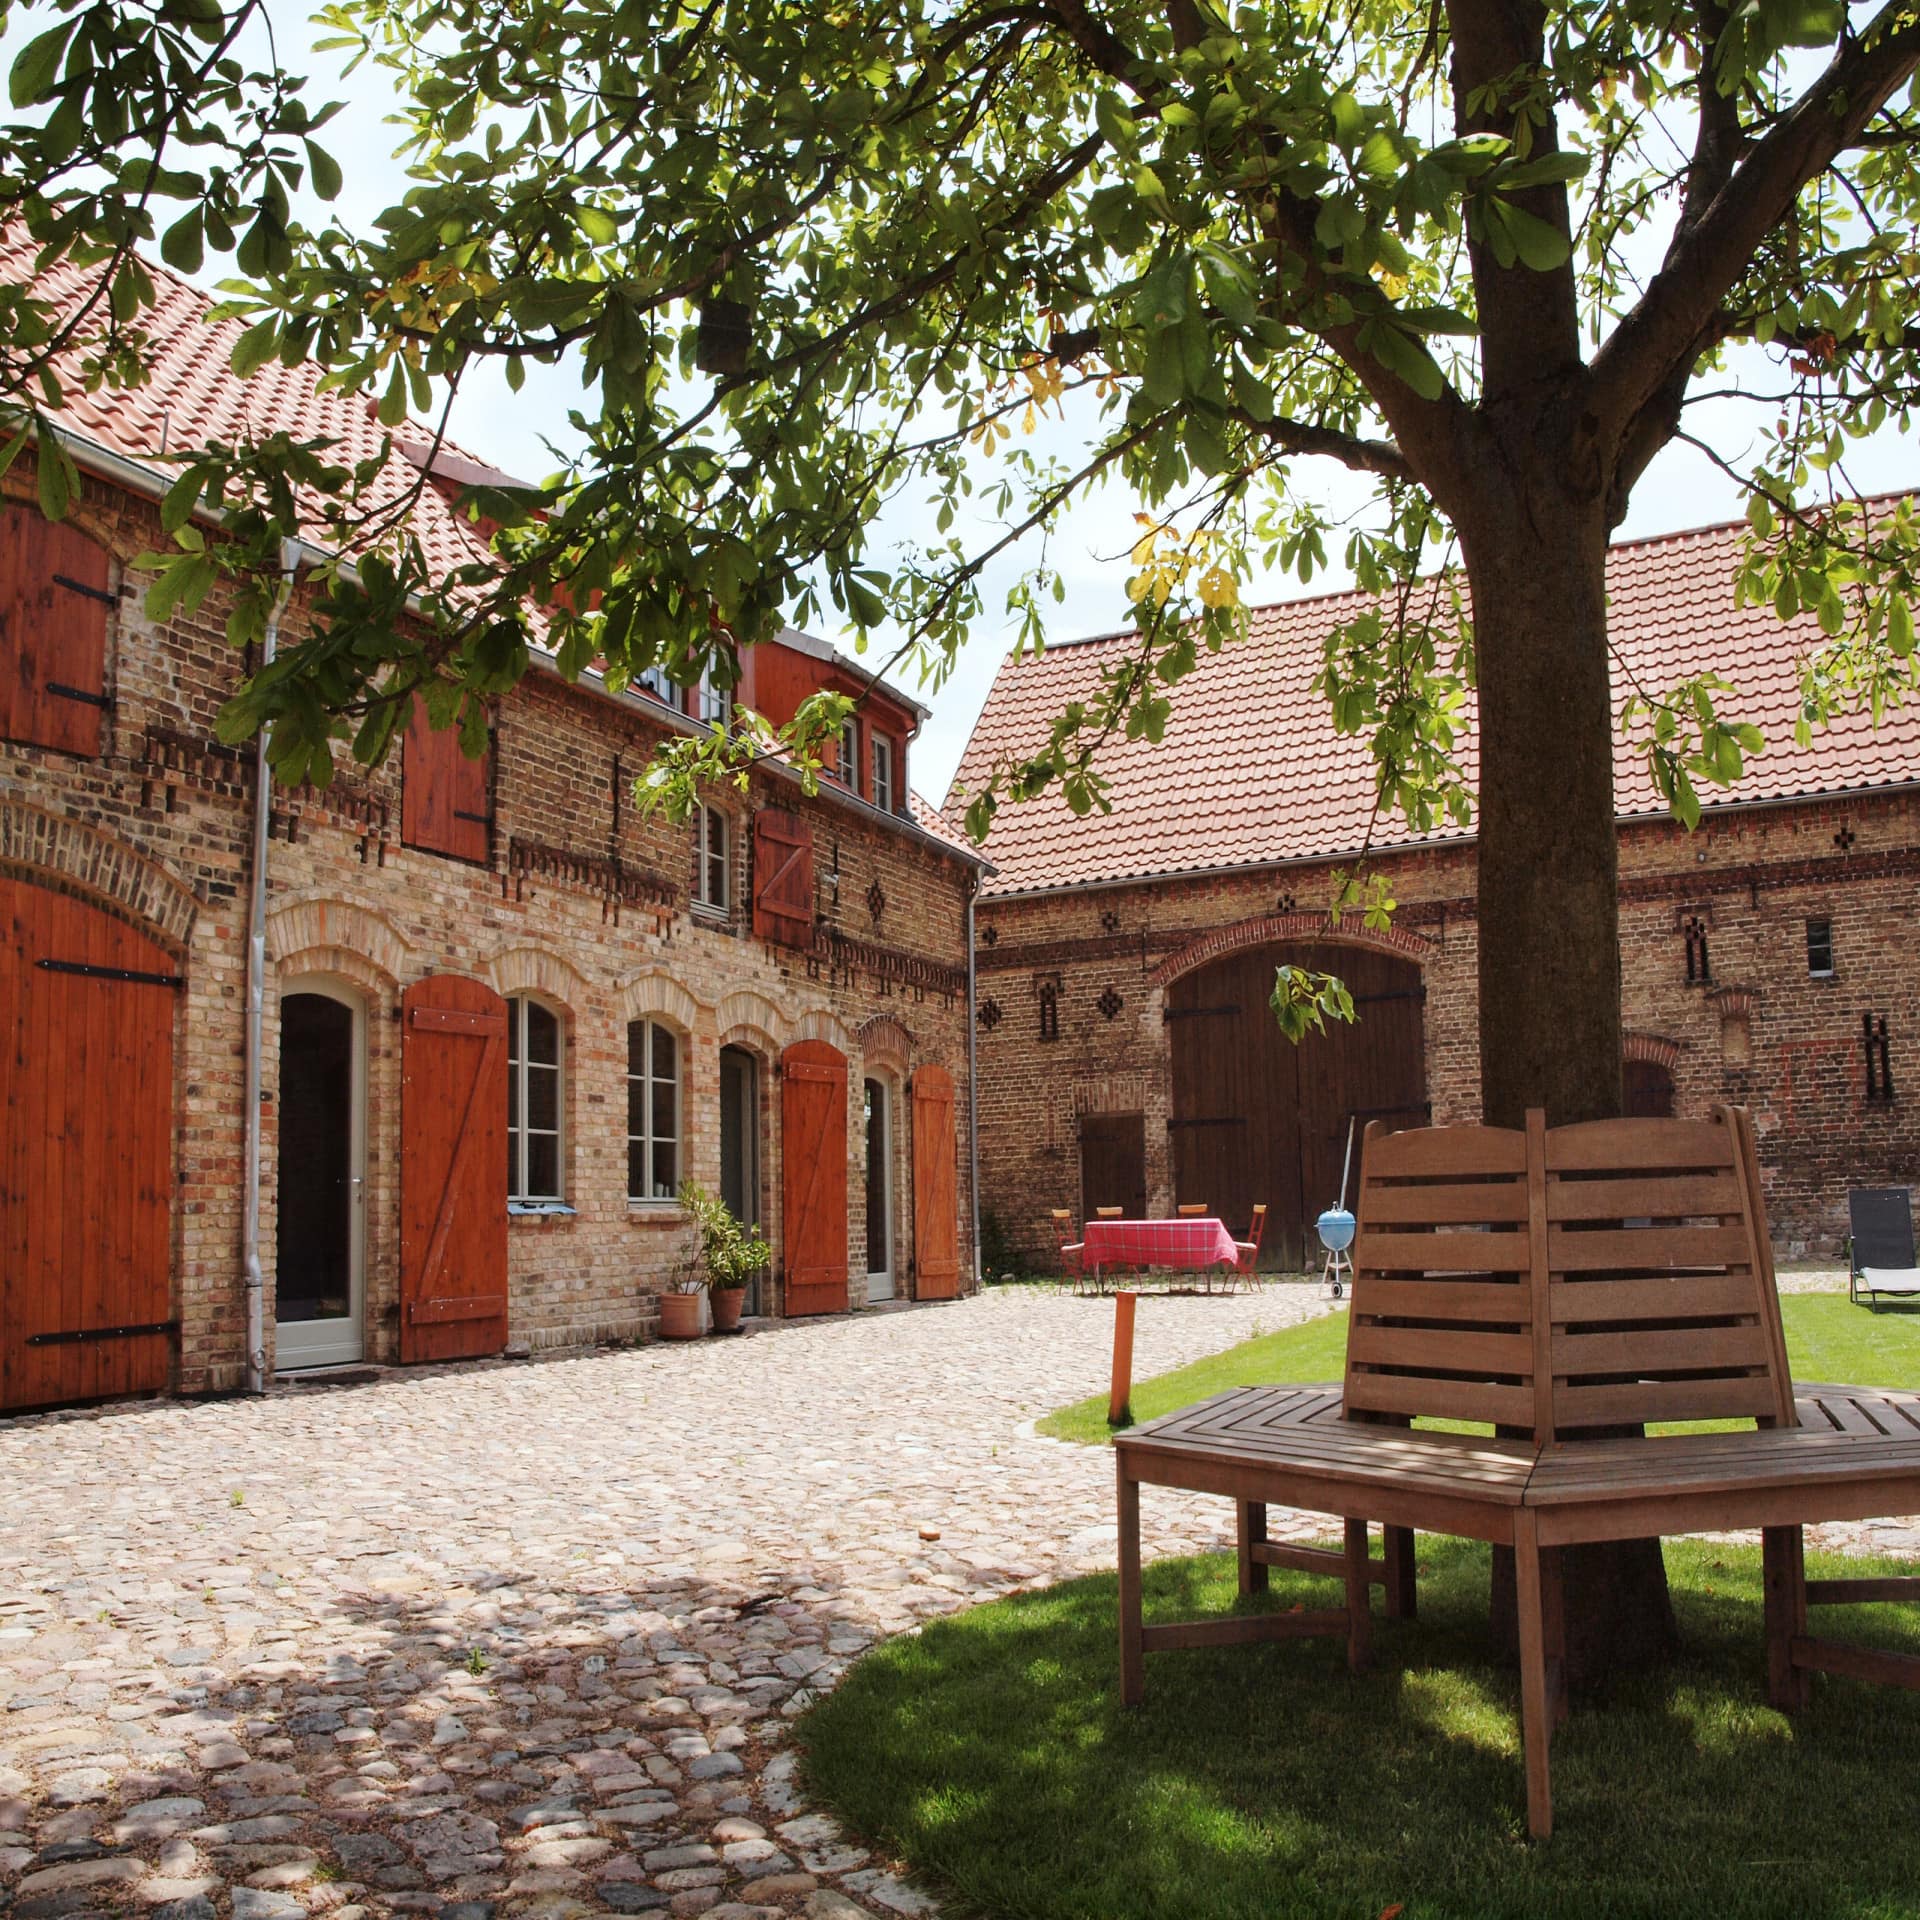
(911, 1063, 959, 1300)
(781, 1039, 848, 1315)
(1167, 943, 1427, 1267)
(400, 975, 509, 1362)
(1079, 1113, 1148, 1222)
(2, 877, 175, 1410)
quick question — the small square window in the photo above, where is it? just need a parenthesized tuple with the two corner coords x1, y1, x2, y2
(1807, 918, 1834, 977)
(871, 734, 895, 813)
(636, 663, 674, 704)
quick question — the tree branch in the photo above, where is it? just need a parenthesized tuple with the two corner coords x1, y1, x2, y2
(1591, 0, 1920, 449)
(1224, 406, 1413, 481)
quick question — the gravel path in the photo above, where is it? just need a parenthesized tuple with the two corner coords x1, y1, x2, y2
(2, 1279, 1911, 1920)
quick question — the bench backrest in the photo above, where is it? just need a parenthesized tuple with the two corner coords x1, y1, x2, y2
(1343, 1105, 1794, 1441)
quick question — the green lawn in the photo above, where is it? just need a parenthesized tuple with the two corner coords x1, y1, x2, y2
(801, 1538, 1920, 1920)
(1038, 1291, 1920, 1446)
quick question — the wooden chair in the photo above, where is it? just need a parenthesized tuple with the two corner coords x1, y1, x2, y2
(1177, 1202, 1209, 1217)
(1050, 1209, 1086, 1293)
(1230, 1204, 1267, 1290)
(1116, 1106, 1920, 1841)
(1095, 1206, 1123, 1219)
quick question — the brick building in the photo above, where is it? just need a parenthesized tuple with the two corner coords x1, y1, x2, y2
(950, 515, 1920, 1271)
(0, 240, 984, 1413)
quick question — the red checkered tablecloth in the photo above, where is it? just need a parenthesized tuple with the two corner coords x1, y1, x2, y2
(1082, 1216, 1239, 1274)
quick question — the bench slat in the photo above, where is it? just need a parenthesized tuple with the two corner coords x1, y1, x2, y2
(1545, 1172, 1746, 1221)
(1546, 1274, 1763, 1323)
(1554, 1323, 1773, 1377)
(1553, 1373, 1782, 1428)
(1361, 1182, 1533, 1224)
(1349, 1324, 1533, 1375)
(1355, 1228, 1532, 1273)
(1362, 1124, 1528, 1177)
(1345, 1369, 1534, 1427)
(1355, 1278, 1529, 1323)
(1544, 1117, 1737, 1171)
(1545, 1223, 1754, 1272)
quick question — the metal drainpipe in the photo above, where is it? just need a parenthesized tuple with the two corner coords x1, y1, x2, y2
(966, 874, 982, 1292)
(242, 543, 302, 1394)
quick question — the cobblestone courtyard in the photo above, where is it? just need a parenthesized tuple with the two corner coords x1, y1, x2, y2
(3, 1282, 1912, 1920)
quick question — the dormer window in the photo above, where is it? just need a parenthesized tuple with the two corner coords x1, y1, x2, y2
(695, 669, 733, 728)
(871, 734, 895, 812)
(836, 718, 858, 788)
(636, 663, 674, 704)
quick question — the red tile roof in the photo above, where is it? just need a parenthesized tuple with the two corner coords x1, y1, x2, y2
(3, 227, 503, 590)
(949, 515, 1920, 896)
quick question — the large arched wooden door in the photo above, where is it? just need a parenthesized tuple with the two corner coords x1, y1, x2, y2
(1167, 942, 1427, 1268)
(911, 1063, 959, 1300)
(781, 1039, 848, 1315)
(2, 877, 176, 1410)
(400, 975, 509, 1362)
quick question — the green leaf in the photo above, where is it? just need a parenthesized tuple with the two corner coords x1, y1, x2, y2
(160, 209, 206, 274)
(1367, 323, 1444, 400)
(35, 424, 70, 521)
(1492, 200, 1570, 271)
(576, 204, 619, 245)
(9, 21, 75, 109)
(304, 140, 343, 202)
(230, 317, 281, 379)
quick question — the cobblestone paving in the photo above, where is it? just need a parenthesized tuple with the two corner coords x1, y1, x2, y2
(0, 1287, 1325, 1920)
(2, 1280, 1912, 1920)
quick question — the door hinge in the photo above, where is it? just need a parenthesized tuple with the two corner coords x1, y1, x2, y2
(53, 571, 117, 607)
(35, 958, 184, 989)
(45, 682, 112, 709)
(27, 1320, 179, 1347)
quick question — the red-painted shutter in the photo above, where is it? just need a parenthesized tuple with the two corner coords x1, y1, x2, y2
(400, 975, 509, 1361)
(753, 807, 814, 948)
(402, 698, 493, 863)
(912, 1063, 960, 1300)
(2, 877, 175, 1410)
(0, 503, 111, 757)
(781, 1038, 848, 1315)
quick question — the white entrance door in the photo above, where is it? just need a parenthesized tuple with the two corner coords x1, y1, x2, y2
(864, 1076, 894, 1301)
(274, 981, 367, 1369)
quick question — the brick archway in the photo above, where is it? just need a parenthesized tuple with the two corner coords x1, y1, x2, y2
(0, 797, 197, 951)
(1151, 910, 1431, 990)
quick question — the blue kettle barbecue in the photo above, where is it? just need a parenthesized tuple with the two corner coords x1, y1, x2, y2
(1314, 1116, 1359, 1299)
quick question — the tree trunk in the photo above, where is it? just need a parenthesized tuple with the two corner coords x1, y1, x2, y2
(1459, 484, 1679, 1685)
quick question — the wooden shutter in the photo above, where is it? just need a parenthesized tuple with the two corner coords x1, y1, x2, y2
(2, 877, 175, 1410)
(401, 697, 493, 863)
(781, 1038, 848, 1315)
(911, 1062, 960, 1300)
(753, 807, 814, 948)
(400, 975, 509, 1361)
(0, 503, 111, 757)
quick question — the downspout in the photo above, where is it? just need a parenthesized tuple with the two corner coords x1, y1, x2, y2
(966, 873, 982, 1292)
(242, 542, 302, 1393)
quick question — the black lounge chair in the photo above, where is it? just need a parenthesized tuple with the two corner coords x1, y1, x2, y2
(1847, 1188, 1920, 1309)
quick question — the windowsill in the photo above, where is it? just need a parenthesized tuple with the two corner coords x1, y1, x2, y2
(1809, 970, 1837, 982)
(508, 1201, 576, 1219)
(689, 902, 730, 925)
(627, 1200, 688, 1224)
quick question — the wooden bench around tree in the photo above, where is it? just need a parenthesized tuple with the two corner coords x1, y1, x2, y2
(1114, 1106, 1920, 1839)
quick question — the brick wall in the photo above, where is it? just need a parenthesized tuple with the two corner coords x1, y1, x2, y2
(975, 793, 1920, 1266)
(1, 467, 979, 1399)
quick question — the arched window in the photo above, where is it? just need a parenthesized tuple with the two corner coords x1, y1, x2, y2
(628, 1019, 682, 1201)
(506, 995, 564, 1202)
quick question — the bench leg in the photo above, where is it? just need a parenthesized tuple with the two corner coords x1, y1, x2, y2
(1237, 1501, 1269, 1595)
(1514, 1512, 1555, 1841)
(1541, 1545, 1569, 1730)
(1383, 1525, 1417, 1621)
(1344, 1518, 1372, 1672)
(1118, 1460, 1144, 1707)
(1764, 1524, 1811, 1712)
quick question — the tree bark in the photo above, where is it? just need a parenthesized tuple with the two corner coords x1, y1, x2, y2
(1458, 464, 1680, 1684)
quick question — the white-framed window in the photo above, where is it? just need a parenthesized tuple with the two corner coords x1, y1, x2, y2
(836, 718, 858, 787)
(695, 669, 733, 728)
(694, 803, 729, 914)
(871, 733, 895, 813)
(507, 995, 564, 1203)
(627, 1019, 681, 1202)
(636, 663, 674, 703)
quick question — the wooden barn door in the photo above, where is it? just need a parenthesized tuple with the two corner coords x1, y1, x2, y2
(2, 877, 175, 1411)
(400, 975, 509, 1362)
(781, 1039, 848, 1315)
(1168, 943, 1427, 1268)
(911, 1063, 959, 1300)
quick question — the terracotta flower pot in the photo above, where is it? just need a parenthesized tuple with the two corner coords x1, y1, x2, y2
(657, 1291, 704, 1340)
(710, 1286, 747, 1333)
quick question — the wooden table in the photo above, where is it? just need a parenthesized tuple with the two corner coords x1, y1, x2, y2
(1081, 1215, 1240, 1291)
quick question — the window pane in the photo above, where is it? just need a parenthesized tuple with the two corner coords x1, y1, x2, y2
(508, 1004, 521, 1069)
(526, 1001, 559, 1065)
(628, 1139, 647, 1200)
(527, 1061, 558, 1130)
(508, 1056, 520, 1128)
(527, 1133, 559, 1199)
(627, 1074, 646, 1138)
(507, 1126, 517, 1200)
(652, 1137, 677, 1199)
(628, 1019, 647, 1077)
(652, 1073, 675, 1148)
(651, 1023, 676, 1081)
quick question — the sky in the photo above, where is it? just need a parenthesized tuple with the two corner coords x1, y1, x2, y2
(20, 3, 1916, 803)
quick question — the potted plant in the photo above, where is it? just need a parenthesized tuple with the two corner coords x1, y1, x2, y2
(678, 1180, 771, 1334)
(657, 1244, 707, 1341)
